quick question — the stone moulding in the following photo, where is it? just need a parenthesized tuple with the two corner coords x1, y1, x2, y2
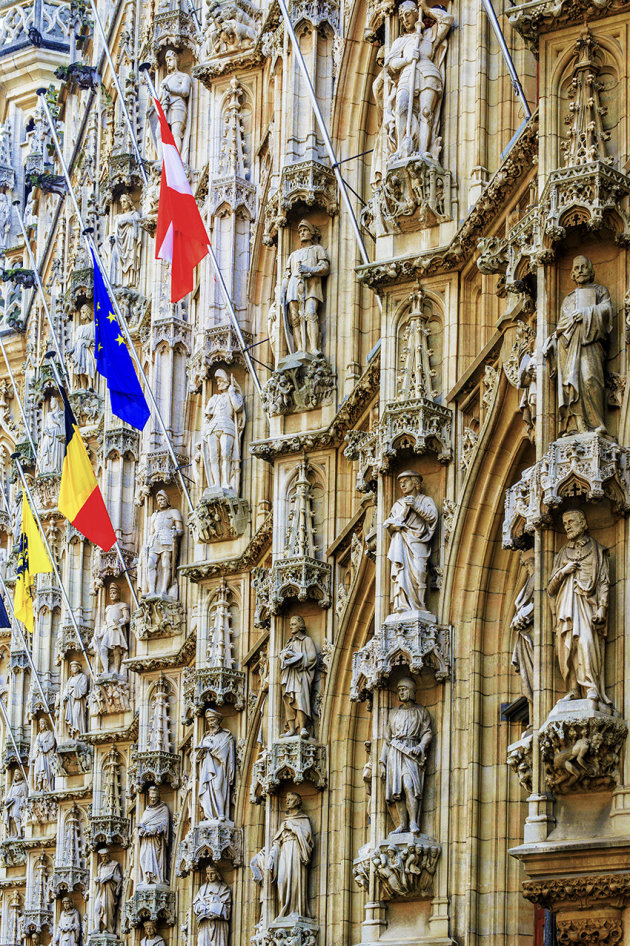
(522, 873, 630, 908)
(508, 0, 630, 53)
(187, 325, 253, 393)
(0, 839, 26, 867)
(350, 616, 451, 702)
(188, 494, 250, 543)
(353, 834, 441, 900)
(541, 162, 630, 250)
(128, 748, 181, 794)
(503, 433, 630, 549)
(176, 821, 243, 874)
(507, 733, 533, 794)
(539, 710, 627, 794)
(250, 737, 327, 802)
(182, 665, 246, 721)
(268, 556, 332, 612)
(131, 597, 185, 641)
(89, 815, 130, 850)
(50, 866, 89, 895)
(361, 158, 453, 237)
(124, 887, 176, 928)
(555, 917, 622, 946)
(263, 161, 338, 244)
(264, 917, 319, 946)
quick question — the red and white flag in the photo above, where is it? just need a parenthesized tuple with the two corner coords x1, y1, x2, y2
(154, 98, 210, 303)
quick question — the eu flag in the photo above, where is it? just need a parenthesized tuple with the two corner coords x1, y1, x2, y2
(91, 249, 150, 431)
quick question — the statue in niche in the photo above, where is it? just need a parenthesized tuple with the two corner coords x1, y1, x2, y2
(61, 805, 83, 869)
(145, 491, 183, 599)
(112, 195, 141, 288)
(269, 792, 313, 920)
(94, 583, 129, 677)
(279, 616, 317, 738)
(517, 345, 536, 439)
(159, 50, 191, 157)
(0, 193, 10, 249)
(193, 864, 231, 946)
(543, 256, 612, 436)
(4, 769, 27, 836)
(548, 509, 611, 708)
(281, 221, 330, 355)
(384, 471, 438, 616)
(31, 717, 56, 792)
(380, 676, 432, 835)
(198, 369, 245, 495)
(197, 708, 236, 823)
(94, 849, 123, 934)
(68, 304, 96, 389)
(511, 548, 535, 719)
(147, 677, 171, 752)
(52, 898, 81, 946)
(37, 397, 64, 475)
(138, 786, 170, 886)
(141, 921, 166, 946)
(380, 0, 453, 163)
(267, 288, 282, 366)
(62, 661, 89, 738)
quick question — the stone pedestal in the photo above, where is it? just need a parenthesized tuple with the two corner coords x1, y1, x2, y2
(262, 352, 334, 415)
(250, 737, 327, 802)
(354, 833, 441, 900)
(265, 916, 318, 946)
(176, 821, 243, 874)
(131, 597, 185, 641)
(189, 491, 250, 543)
(124, 886, 175, 928)
(507, 733, 533, 794)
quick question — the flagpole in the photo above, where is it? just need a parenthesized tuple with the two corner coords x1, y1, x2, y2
(12, 200, 71, 385)
(0, 696, 29, 786)
(0, 336, 37, 460)
(37, 90, 194, 513)
(85, 0, 149, 186)
(44, 352, 141, 609)
(138, 64, 266, 404)
(12, 454, 97, 684)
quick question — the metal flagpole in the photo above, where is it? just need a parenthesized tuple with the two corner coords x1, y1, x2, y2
(0, 696, 29, 786)
(480, 0, 531, 120)
(12, 201, 71, 385)
(12, 454, 97, 683)
(138, 64, 265, 403)
(86, 0, 149, 186)
(37, 89, 194, 512)
(44, 352, 141, 609)
(0, 336, 37, 459)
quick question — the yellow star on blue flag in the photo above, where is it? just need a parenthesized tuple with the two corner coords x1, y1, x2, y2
(91, 249, 150, 430)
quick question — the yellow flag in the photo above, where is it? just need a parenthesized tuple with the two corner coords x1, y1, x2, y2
(14, 491, 52, 632)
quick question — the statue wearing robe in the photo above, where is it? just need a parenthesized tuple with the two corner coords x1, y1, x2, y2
(52, 904, 81, 946)
(279, 621, 317, 736)
(381, 688, 432, 833)
(63, 666, 89, 737)
(4, 772, 27, 836)
(31, 723, 56, 792)
(94, 856, 122, 933)
(269, 794, 313, 919)
(384, 473, 437, 614)
(193, 870, 231, 946)
(198, 719, 236, 822)
(511, 551, 535, 710)
(38, 399, 64, 475)
(138, 794, 169, 885)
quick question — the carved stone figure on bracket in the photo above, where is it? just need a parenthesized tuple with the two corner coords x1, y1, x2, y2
(4, 769, 27, 836)
(281, 221, 330, 355)
(37, 397, 64, 475)
(198, 370, 245, 494)
(145, 491, 183, 599)
(193, 864, 231, 946)
(31, 717, 56, 791)
(548, 509, 611, 709)
(543, 256, 612, 436)
(138, 786, 170, 886)
(52, 897, 81, 946)
(384, 471, 438, 617)
(197, 708, 236, 823)
(517, 345, 536, 439)
(62, 661, 89, 738)
(279, 616, 317, 737)
(380, 677, 432, 835)
(269, 792, 313, 920)
(68, 305, 96, 389)
(94, 583, 129, 676)
(511, 548, 535, 722)
(141, 921, 166, 946)
(113, 195, 141, 288)
(159, 50, 191, 158)
(94, 849, 122, 933)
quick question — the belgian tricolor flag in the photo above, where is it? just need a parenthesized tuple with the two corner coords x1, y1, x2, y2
(58, 386, 116, 551)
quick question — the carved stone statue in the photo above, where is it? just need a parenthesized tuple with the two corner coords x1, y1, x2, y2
(113, 194, 141, 288)
(281, 221, 330, 355)
(138, 786, 170, 886)
(198, 708, 236, 823)
(199, 370, 245, 494)
(4, 769, 27, 836)
(62, 661, 89, 738)
(384, 471, 438, 615)
(141, 921, 166, 946)
(269, 792, 313, 920)
(380, 677, 432, 834)
(381, 1, 453, 162)
(37, 397, 64, 475)
(517, 347, 536, 439)
(94, 850, 123, 934)
(31, 717, 56, 792)
(193, 865, 231, 946)
(94, 584, 129, 676)
(511, 548, 535, 715)
(68, 304, 96, 388)
(52, 898, 81, 946)
(145, 491, 183, 599)
(548, 509, 610, 707)
(159, 50, 191, 157)
(279, 616, 317, 737)
(543, 256, 612, 436)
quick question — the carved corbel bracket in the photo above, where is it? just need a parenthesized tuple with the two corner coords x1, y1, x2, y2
(124, 888, 176, 929)
(539, 706, 627, 795)
(250, 737, 327, 802)
(128, 748, 181, 795)
(353, 834, 441, 900)
(263, 161, 338, 245)
(188, 494, 250, 544)
(182, 665, 246, 722)
(130, 597, 185, 641)
(176, 821, 243, 874)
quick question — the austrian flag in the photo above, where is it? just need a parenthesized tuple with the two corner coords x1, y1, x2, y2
(154, 98, 210, 302)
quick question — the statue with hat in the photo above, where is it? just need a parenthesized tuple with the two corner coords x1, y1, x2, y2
(197, 369, 245, 495)
(145, 491, 184, 599)
(384, 471, 438, 617)
(197, 709, 236, 823)
(380, 676, 432, 835)
(281, 220, 330, 356)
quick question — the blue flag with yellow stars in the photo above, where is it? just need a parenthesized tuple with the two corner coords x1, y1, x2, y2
(91, 248, 150, 431)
